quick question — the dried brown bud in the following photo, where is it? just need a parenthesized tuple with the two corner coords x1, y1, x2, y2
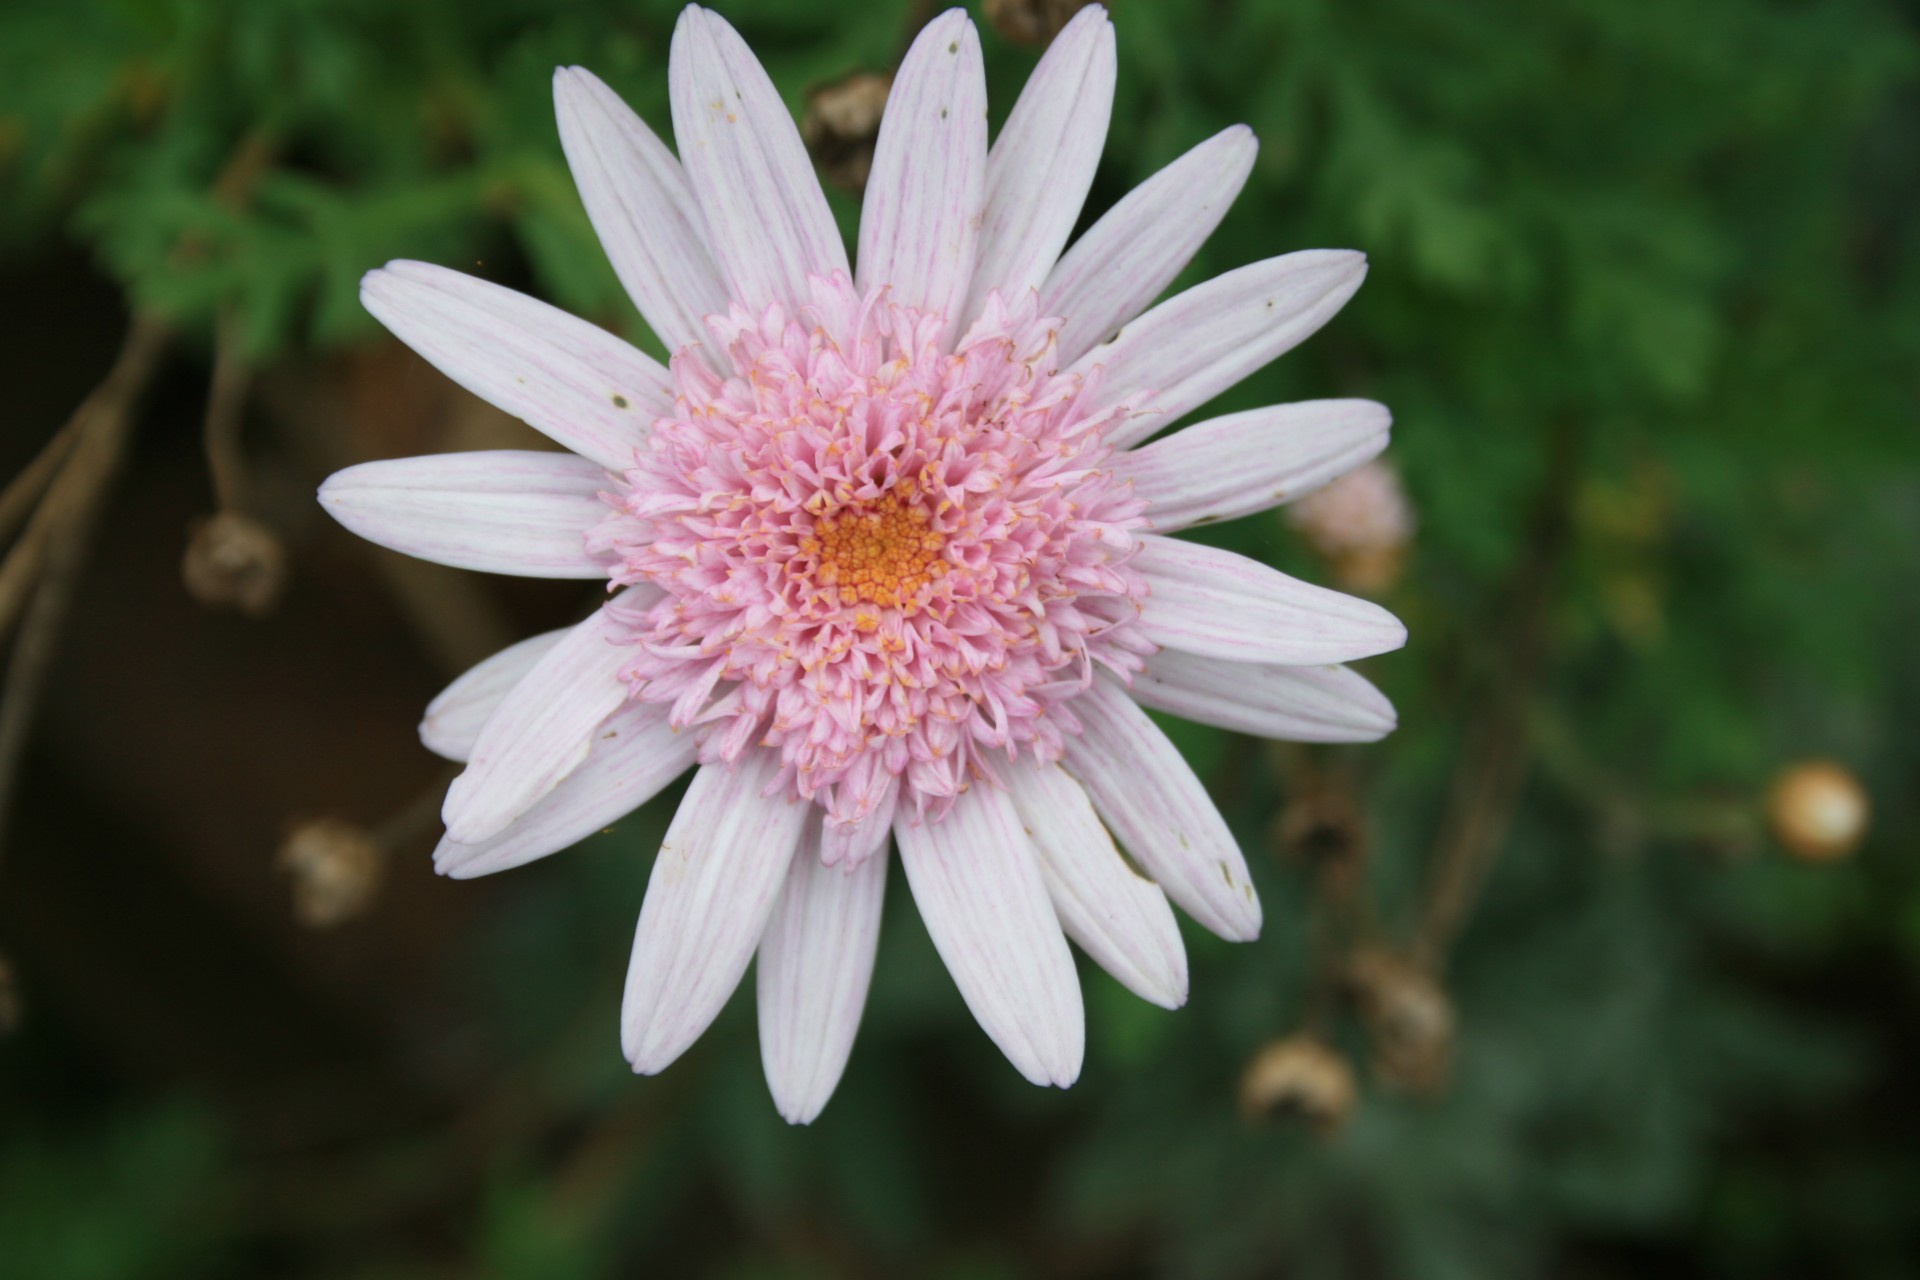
(1345, 948, 1455, 1095)
(983, 0, 1103, 47)
(803, 72, 892, 195)
(1275, 772, 1368, 886)
(278, 819, 385, 928)
(1768, 761, 1869, 863)
(1239, 1034, 1358, 1131)
(182, 511, 287, 617)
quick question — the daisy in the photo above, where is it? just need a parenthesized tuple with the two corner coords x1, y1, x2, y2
(320, 4, 1405, 1123)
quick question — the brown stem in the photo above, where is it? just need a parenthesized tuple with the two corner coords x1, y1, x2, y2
(202, 307, 255, 512)
(0, 419, 81, 547)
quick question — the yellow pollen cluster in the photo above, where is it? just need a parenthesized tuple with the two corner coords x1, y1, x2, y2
(805, 484, 948, 616)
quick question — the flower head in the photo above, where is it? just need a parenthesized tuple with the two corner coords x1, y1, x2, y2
(320, 5, 1406, 1122)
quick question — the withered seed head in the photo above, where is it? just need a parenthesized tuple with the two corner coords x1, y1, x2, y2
(1345, 948, 1455, 1096)
(182, 511, 287, 617)
(1239, 1034, 1359, 1132)
(802, 72, 893, 196)
(278, 818, 385, 928)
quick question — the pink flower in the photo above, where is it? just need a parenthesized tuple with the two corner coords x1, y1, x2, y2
(320, 5, 1404, 1122)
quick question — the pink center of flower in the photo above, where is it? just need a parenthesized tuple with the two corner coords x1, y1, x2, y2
(589, 275, 1154, 825)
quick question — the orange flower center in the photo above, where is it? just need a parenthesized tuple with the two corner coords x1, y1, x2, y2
(806, 484, 948, 618)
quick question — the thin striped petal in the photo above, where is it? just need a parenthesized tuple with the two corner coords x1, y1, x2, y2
(441, 590, 659, 844)
(1041, 125, 1257, 365)
(361, 262, 669, 470)
(669, 7, 848, 315)
(962, 4, 1113, 324)
(1131, 651, 1397, 743)
(856, 10, 986, 337)
(554, 66, 728, 354)
(1074, 249, 1367, 450)
(895, 784, 1083, 1087)
(623, 752, 811, 1073)
(434, 702, 697, 879)
(757, 821, 888, 1124)
(820, 778, 898, 868)
(318, 451, 608, 579)
(1134, 534, 1406, 665)
(1064, 675, 1261, 941)
(1123, 400, 1391, 531)
(1006, 761, 1187, 1010)
(419, 629, 568, 762)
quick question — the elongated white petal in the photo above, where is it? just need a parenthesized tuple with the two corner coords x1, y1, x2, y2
(318, 451, 608, 579)
(1075, 250, 1368, 450)
(420, 629, 568, 762)
(857, 10, 986, 336)
(1006, 762, 1187, 1010)
(757, 822, 888, 1124)
(820, 778, 898, 868)
(895, 784, 1083, 1087)
(962, 5, 1113, 324)
(1122, 400, 1391, 531)
(442, 590, 658, 843)
(1066, 675, 1260, 940)
(1134, 534, 1406, 665)
(1041, 126, 1257, 365)
(624, 752, 810, 1073)
(669, 7, 848, 315)
(554, 67, 728, 354)
(1131, 651, 1397, 743)
(435, 702, 697, 879)
(361, 262, 669, 470)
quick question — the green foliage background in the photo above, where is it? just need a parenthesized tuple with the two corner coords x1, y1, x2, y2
(3, 0, 1918, 1276)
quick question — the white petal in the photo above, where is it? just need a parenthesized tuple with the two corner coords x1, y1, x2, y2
(1074, 249, 1368, 450)
(361, 262, 670, 470)
(1131, 651, 1397, 743)
(1064, 676, 1261, 941)
(961, 5, 1113, 325)
(554, 67, 729, 354)
(820, 778, 898, 868)
(1006, 761, 1187, 1010)
(441, 589, 658, 843)
(1041, 125, 1257, 365)
(623, 752, 810, 1073)
(669, 7, 848, 315)
(318, 451, 609, 579)
(894, 784, 1084, 1087)
(756, 821, 888, 1124)
(1122, 400, 1392, 530)
(419, 629, 567, 762)
(856, 11, 986, 338)
(434, 701, 697, 879)
(1134, 534, 1406, 665)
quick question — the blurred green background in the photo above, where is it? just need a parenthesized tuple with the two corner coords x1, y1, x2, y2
(2, 0, 1917, 1276)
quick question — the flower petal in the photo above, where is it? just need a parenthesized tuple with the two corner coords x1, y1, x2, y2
(361, 261, 669, 470)
(895, 784, 1083, 1086)
(623, 751, 811, 1073)
(669, 6, 848, 315)
(1006, 761, 1187, 1010)
(1074, 249, 1368, 450)
(1122, 400, 1391, 530)
(856, 10, 986, 338)
(419, 629, 568, 762)
(1040, 125, 1257, 365)
(435, 702, 697, 879)
(756, 820, 888, 1124)
(554, 66, 729, 354)
(820, 777, 898, 868)
(441, 590, 658, 844)
(961, 4, 1113, 325)
(318, 451, 609, 579)
(1064, 675, 1261, 941)
(1130, 651, 1397, 743)
(1134, 534, 1406, 665)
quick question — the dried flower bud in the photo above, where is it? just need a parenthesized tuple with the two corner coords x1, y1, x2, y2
(803, 72, 892, 195)
(1239, 1034, 1358, 1131)
(182, 511, 287, 617)
(278, 819, 385, 928)
(1287, 460, 1414, 594)
(1275, 772, 1368, 888)
(1768, 761, 1869, 863)
(1345, 948, 1454, 1095)
(983, 0, 1102, 47)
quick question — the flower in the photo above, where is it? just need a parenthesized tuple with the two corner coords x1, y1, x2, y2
(319, 4, 1406, 1123)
